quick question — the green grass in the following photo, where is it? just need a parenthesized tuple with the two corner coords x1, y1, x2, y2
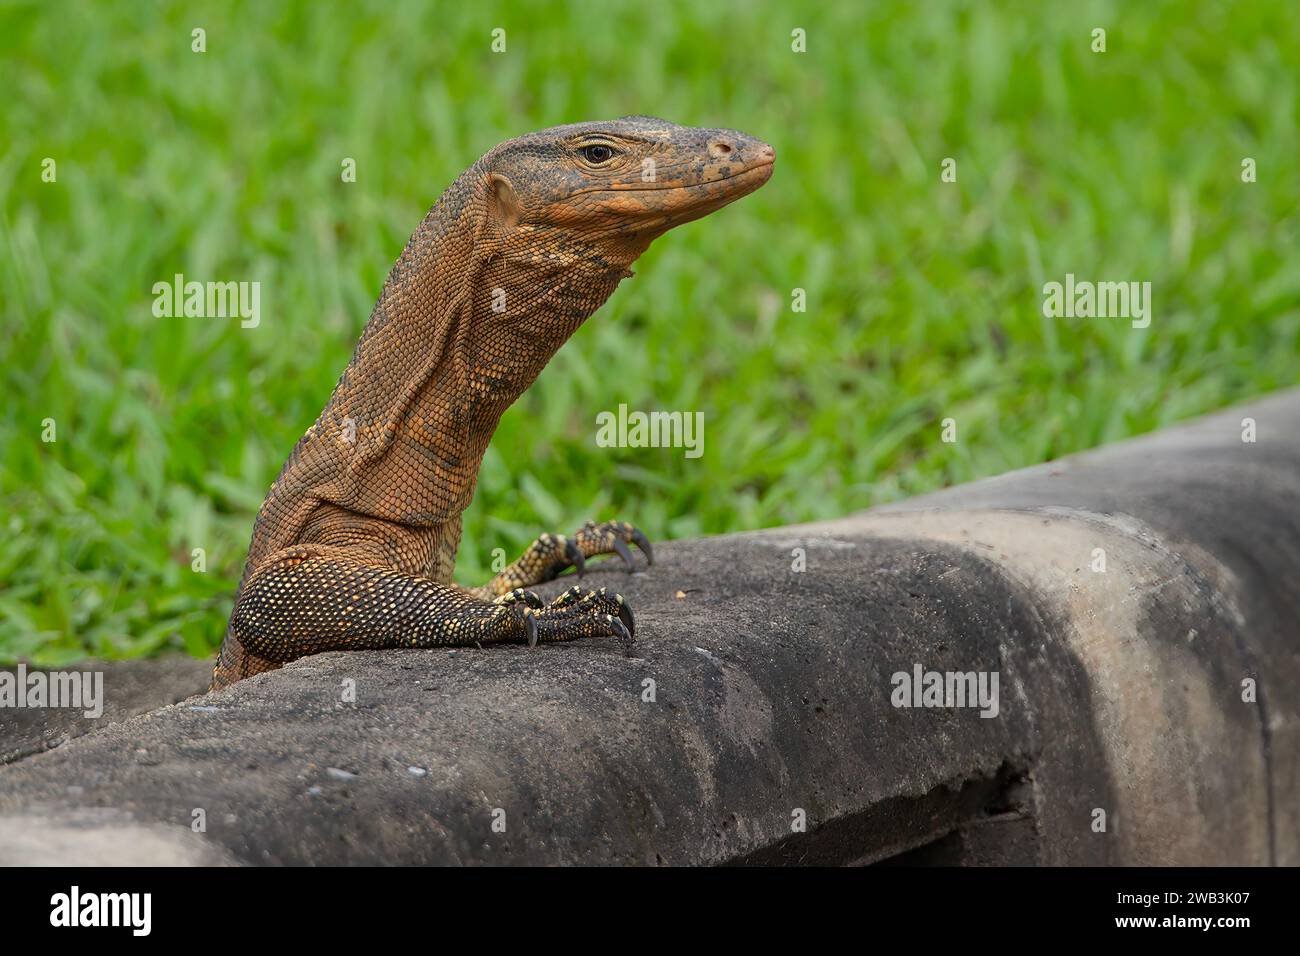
(1, 0, 1297, 664)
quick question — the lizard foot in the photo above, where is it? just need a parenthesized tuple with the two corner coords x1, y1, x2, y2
(572, 520, 653, 573)
(470, 521, 652, 600)
(515, 585, 637, 655)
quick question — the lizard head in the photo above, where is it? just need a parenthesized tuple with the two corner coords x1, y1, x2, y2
(478, 115, 775, 269)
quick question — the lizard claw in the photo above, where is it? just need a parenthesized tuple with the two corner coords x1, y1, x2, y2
(612, 537, 636, 572)
(526, 612, 538, 649)
(565, 539, 586, 578)
(609, 616, 634, 654)
(614, 593, 635, 638)
(631, 528, 654, 566)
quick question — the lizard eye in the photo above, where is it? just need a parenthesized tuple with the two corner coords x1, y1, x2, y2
(579, 144, 615, 164)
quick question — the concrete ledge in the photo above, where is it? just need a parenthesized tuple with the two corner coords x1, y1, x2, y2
(0, 656, 212, 766)
(0, 390, 1296, 865)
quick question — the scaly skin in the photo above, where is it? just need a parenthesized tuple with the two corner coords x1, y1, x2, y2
(211, 116, 775, 689)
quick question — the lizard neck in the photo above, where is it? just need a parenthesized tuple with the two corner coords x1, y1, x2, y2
(309, 169, 634, 528)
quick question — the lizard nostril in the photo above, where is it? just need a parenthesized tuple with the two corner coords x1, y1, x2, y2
(708, 140, 733, 159)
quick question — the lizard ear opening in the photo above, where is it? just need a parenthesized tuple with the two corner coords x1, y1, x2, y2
(486, 173, 521, 230)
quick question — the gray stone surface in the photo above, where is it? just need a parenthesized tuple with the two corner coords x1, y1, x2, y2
(0, 656, 212, 765)
(0, 390, 1295, 866)
(0, 811, 237, 866)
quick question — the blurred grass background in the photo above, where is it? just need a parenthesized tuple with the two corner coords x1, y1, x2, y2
(1, 0, 1297, 664)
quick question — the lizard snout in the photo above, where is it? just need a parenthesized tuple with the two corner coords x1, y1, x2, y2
(707, 133, 776, 174)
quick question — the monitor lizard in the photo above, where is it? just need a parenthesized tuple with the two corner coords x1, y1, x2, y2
(211, 116, 775, 689)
